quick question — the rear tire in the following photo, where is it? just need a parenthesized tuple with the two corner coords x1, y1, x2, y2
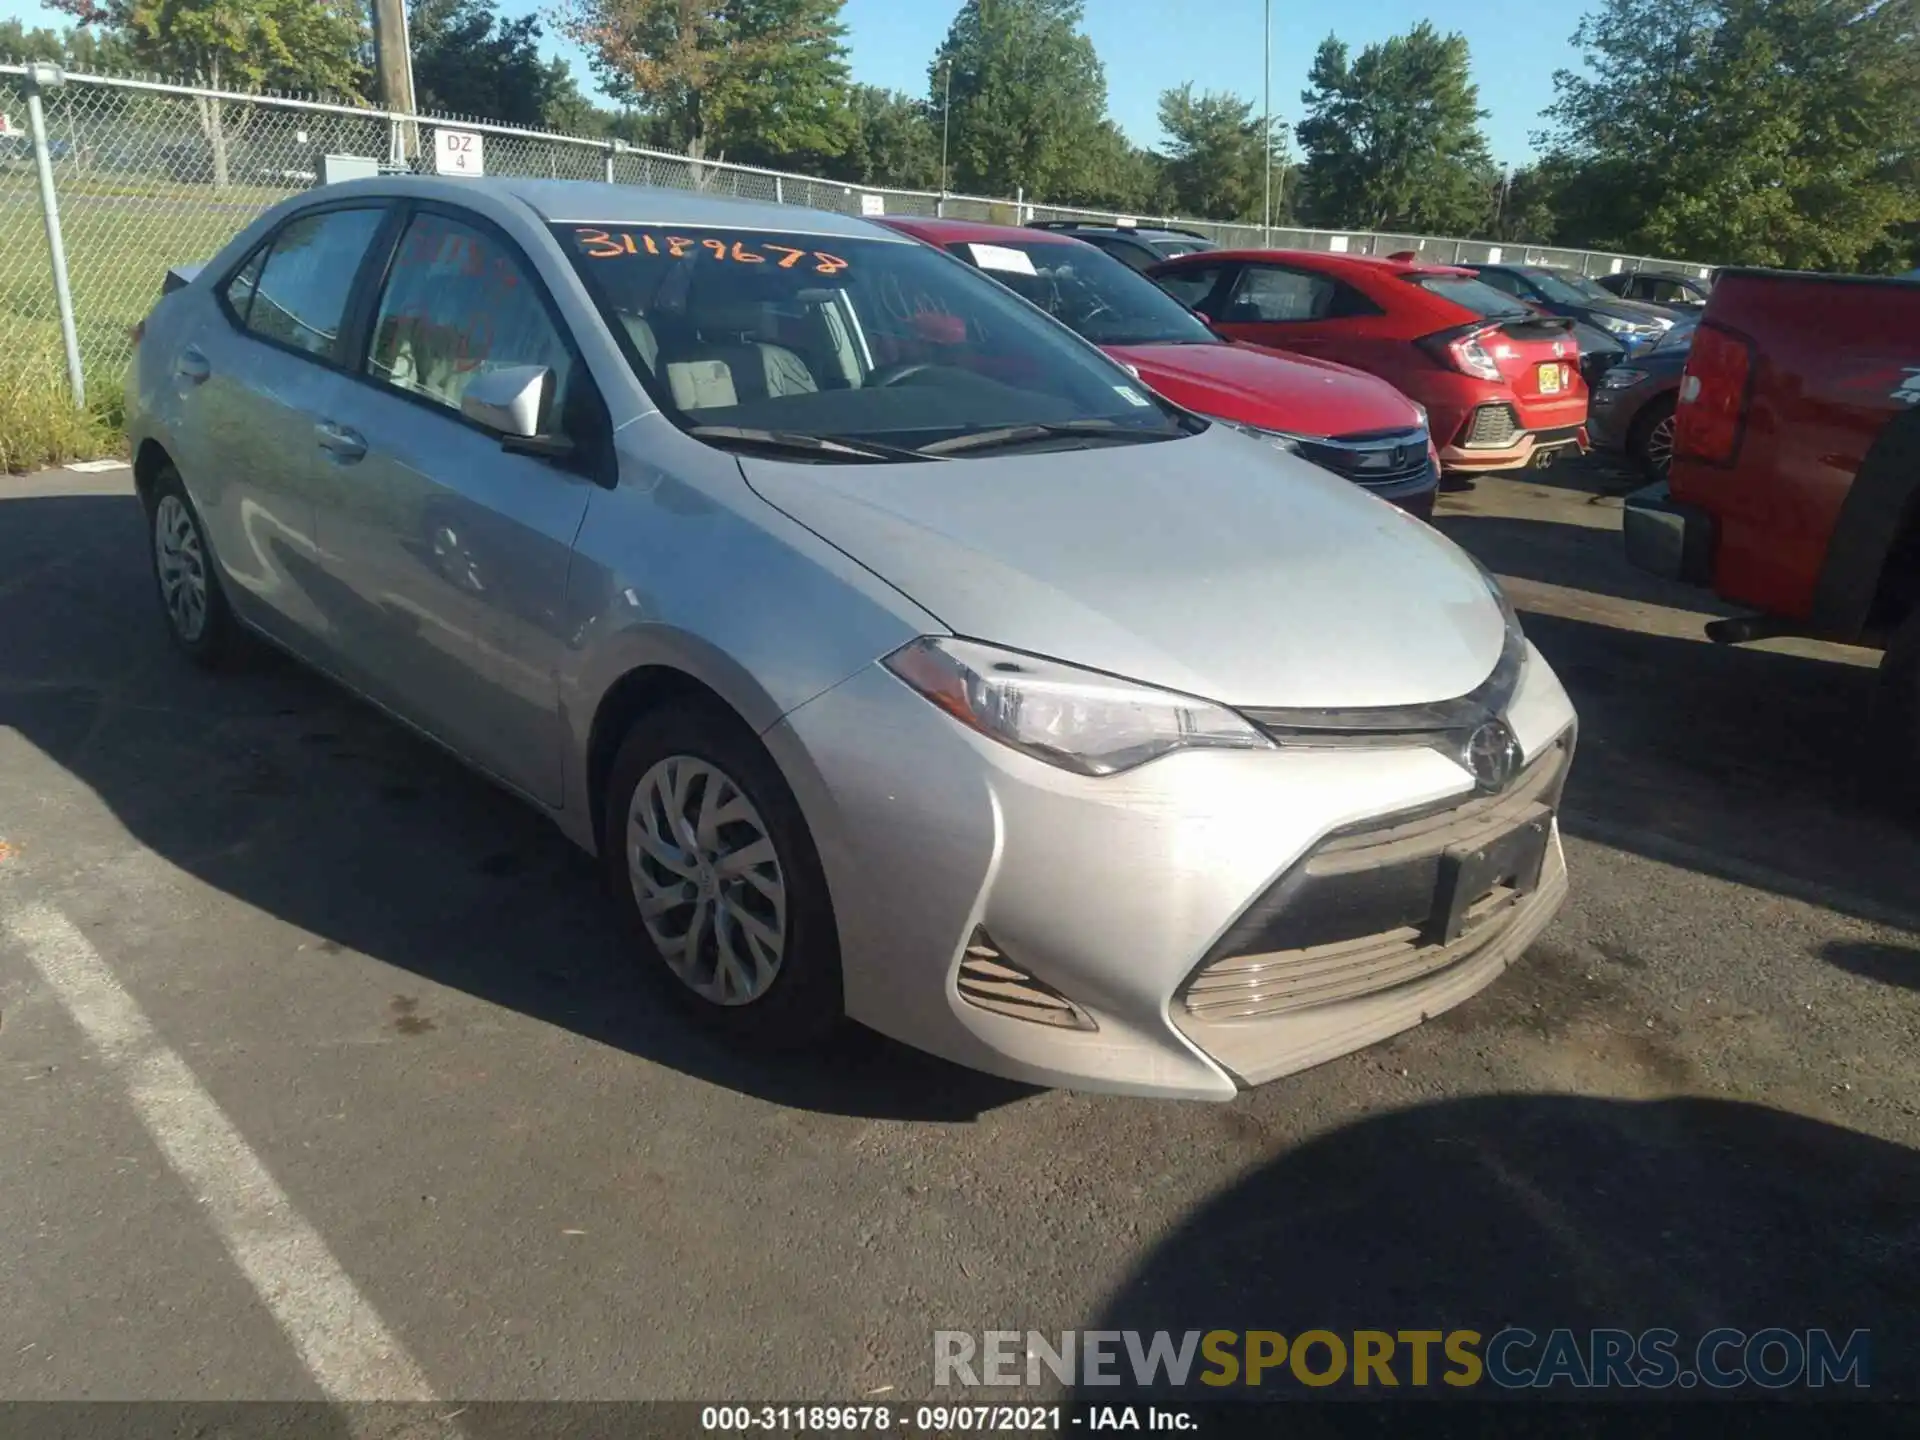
(145, 466, 245, 668)
(1870, 607, 1920, 817)
(601, 697, 844, 1045)
(1629, 396, 1677, 483)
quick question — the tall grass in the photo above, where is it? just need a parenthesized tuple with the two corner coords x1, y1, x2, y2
(0, 342, 119, 474)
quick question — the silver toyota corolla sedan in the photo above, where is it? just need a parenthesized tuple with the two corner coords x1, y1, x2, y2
(125, 177, 1577, 1100)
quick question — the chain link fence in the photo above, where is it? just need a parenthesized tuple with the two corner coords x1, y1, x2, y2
(2, 64, 1713, 423)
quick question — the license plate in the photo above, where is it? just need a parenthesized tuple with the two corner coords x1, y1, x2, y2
(1429, 807, 1552, 945)
(1537, 363, 1563, 394)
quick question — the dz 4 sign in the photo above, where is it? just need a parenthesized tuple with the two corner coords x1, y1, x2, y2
(434, 128, 484, 177)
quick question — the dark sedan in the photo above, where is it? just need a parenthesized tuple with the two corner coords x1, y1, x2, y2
(1465, 263, 1678, 354)
(1587, 328, 1693, 480)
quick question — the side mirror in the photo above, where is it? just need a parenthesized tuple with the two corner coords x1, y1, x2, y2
(1188, 306, 1217, 330)
(461, 364, 551, 439)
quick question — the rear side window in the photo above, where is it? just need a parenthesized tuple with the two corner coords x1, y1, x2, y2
(1224, 266, 1335, 322)
(1474, 269, 1531, 299)
(1089, 236, 1159, 272)
(1408, 275, 1531, 319)
(1152, 265, 1224, 309)
(242, 207, 386, 360)
(221, 248, 266, 321)
(366, 211, 575, 422)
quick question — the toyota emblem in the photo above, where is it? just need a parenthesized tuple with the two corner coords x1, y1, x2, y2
(1462, 719, 1522, 792)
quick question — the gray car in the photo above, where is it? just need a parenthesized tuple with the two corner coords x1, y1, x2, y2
(125, 177, 1576, 1100)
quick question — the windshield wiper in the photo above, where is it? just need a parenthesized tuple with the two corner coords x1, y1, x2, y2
(685, 426, 936, 463)
(915, 418, 1179, 457)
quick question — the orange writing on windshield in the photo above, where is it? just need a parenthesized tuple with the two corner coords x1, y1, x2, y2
(573, 228, 848, 275)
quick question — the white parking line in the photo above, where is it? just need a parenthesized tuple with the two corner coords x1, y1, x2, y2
(2, 900, 439, 1402)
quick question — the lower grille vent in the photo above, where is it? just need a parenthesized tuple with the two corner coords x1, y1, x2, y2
(957, 929, 1096, 1031)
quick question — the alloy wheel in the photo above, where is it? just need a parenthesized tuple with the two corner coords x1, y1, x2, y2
(154, 493, 209, 643)
(1646, 411, 1676, 479)
(626, 754, 787, 1006)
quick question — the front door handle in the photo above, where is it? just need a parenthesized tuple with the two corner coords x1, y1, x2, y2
(315, 421, 367, 463)
(175, 347, 210, 383)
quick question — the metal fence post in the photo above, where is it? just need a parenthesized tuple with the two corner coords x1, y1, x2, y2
(25, 62, 85, 409)
(775, 175, 784, 205)
(604, 142, 615, 184)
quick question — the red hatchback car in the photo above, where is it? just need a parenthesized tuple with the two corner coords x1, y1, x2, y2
(1146, 250, 1591, 475)
(880, 217, 1439, 517)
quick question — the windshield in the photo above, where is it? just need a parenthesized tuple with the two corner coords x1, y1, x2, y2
(1522, 269, 1611, 306)
(942, 236, 1218, 346)
(554, 224, 1186, 455)
(1407, 274, 1531, 318)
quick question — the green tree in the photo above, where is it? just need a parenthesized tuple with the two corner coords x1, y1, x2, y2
(930, 0, 1110, 200)
(1540, 0, 1919, 269)
(407, 0, 587, 130)
(51, 0, 368, 187)
(1294, 22, 1494, 234)
(1157, 82, 1283, 223)
(555, 0, 853, 166)
(819, 85, 939, 188)
(0, 18, 135, 66)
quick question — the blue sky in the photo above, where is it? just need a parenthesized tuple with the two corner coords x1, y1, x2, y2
(2, 0, 1583, 167)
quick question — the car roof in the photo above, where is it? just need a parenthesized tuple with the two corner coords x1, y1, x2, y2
(1154, 247, 1472, 278)
(290, 175, 912, 243)
(879, 215, 1089, 248)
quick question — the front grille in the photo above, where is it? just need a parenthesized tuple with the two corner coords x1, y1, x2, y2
(1293, 428, 1432, 491)
(956, 929, 1096, 1030)
(1461, 404, 1521, 449)
(1180, 738, 1570, 1022)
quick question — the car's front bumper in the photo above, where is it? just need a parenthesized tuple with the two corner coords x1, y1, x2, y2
(765, 644, 1578, 1100)
(1622, 481, 1715, 585)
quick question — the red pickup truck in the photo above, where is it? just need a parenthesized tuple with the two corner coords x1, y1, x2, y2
(1622, 268, 1920, 791)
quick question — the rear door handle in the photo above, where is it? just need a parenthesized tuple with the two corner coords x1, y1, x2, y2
(175, 347, 210, 383)
(315, 421, 367, 463)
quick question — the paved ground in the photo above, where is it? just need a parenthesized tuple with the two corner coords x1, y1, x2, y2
(2, 458, 1917, 1409)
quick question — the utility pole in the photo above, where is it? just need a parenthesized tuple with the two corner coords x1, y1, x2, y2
(940, 57, 953, 196)
(372, 0, 416, 115)
(1262, 0, 1272, 245)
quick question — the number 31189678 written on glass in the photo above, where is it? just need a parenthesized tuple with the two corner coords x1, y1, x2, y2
(572, 228, 849, 274)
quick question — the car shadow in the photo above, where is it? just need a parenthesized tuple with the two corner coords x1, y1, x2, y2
(0, 489, 1035, 1122)
(1517, 605, 1920, 928)
(1083, 1094, 1919, 1399)
(1818, 940, 1920, 993)
(1434, 510, 1744, 617)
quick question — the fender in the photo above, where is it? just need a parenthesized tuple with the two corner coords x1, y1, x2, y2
(1810, 406, 1920, 642)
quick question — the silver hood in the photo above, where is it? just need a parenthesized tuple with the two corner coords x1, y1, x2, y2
(744, 424, 1506, 709)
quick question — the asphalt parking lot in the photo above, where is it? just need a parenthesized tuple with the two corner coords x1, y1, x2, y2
(3, 455, 1917, 1408)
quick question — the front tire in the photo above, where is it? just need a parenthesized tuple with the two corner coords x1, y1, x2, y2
(146, 466, 243, 668)
(1629, 396, 1677, 483)
(601, 698, 843, 1044)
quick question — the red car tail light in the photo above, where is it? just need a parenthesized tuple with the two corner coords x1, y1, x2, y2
(1674, 323, 1754, 465)
(1418, 323, 1504, 382)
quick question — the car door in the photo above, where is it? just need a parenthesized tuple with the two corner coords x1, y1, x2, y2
(170, 203, 391, 651)
(311, 204, 602, 804)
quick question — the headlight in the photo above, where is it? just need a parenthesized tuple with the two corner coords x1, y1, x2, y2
(1594, 314, 1633, 335)
(883, 637, 1272, 776)
(1410, 401, 1429, 428)
(1599, 366, 1649, 390)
